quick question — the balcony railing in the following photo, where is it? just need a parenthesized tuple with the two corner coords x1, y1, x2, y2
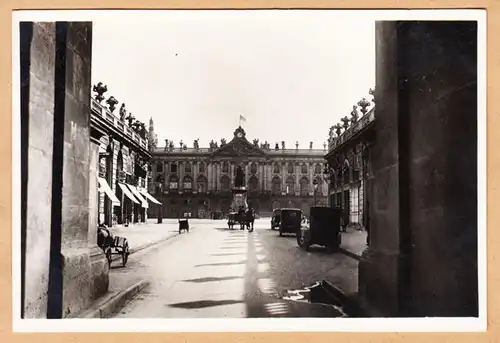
(328, 108, 375, 152)
(90, 97, 148, 151)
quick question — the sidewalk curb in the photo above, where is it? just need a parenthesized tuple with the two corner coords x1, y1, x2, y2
(111, 232, 181, 262)
(82, 280, 150, 318)
(321, 280, 364, 317)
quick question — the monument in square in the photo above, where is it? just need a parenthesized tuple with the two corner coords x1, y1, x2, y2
(231, 165, 248, 212)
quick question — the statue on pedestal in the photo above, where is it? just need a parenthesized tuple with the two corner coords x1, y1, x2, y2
(234, 166, 245, 188)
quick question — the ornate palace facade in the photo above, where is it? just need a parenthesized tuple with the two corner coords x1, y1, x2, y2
(91, 83, 161, 227)
(148, 125, 328, 218)
(324, 91, 375, 229)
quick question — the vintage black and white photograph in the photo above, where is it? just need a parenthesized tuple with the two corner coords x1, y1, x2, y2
(13, 9, 486, 332)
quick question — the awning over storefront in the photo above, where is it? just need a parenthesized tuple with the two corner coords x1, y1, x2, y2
(139, 190, 162, 205)
(127, 185, 149, 209)
(97, 177, 121, 205)
(118, 183, 140, 204)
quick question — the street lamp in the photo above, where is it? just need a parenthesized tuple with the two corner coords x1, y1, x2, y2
(313, 179, 318, 206)
(157, 176, 164, 224)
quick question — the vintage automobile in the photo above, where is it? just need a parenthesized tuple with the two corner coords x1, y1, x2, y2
(270, 208, 281, 230)
(277, 208, 303, 236)
(297, 206, 342, 252)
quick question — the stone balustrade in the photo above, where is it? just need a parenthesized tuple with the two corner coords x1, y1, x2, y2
(90, 97, 148, 151)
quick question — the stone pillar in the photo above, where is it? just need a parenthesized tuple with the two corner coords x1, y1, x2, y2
(207, 163, 213, 191)
(295, 163, 300, 192)
(215, 163, 221, 191)
(358, 21, 478, 317)
(179, 161, 184, 191)
(258, 162, 266, 192)
(21, 22, 55, 318)
(267, 163, 272, 190)
(230, 162, 235, 188)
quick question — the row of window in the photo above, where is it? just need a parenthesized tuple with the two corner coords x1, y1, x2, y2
(165, 175, 323, 194)
(156, 161, 324, 175)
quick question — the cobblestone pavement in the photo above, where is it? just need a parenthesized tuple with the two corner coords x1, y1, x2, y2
(111, 218, 358, 318)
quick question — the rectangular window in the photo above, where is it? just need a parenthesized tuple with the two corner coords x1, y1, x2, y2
(200, 164, 205, 173)
(156, 163, 163, 173)
(185, 163, 192, 173)
(171, 163, 178, 173)
(184, 182, 192, 189)
(169, 182, 178, 189)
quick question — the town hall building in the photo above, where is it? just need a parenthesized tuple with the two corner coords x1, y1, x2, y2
(148, 124, 328, 219)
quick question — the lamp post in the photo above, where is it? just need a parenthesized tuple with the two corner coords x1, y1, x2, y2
(157, 177, 163, 224)
(313, 179, 318, 206)
(323, 165, 331, 207)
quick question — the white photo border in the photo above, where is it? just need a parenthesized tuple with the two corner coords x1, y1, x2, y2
(11, 8, 487, 333)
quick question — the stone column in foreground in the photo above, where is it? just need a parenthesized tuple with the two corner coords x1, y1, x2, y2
(358, 21, 478, 317)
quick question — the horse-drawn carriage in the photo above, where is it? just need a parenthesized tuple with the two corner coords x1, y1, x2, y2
(227, 208, 255, 231)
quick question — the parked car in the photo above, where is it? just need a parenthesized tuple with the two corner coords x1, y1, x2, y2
(277, 208, 303, 236)
(271, 208, 281, 230)
(297, 206, 342, 252)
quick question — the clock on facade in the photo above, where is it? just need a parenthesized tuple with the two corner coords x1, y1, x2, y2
(236, 132, 243, 138)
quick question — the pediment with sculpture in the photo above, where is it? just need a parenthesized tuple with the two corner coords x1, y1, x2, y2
(212, 126, 267, 157)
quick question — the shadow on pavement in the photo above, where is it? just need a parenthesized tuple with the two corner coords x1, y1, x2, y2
(167, 299, 243, 309)
(181, 276, 243, 283)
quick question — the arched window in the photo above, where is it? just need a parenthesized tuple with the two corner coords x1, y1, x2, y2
(272, 176, 281, 195)
(220, 175, 230, 191)
(250, 163, 257, 174)
(301, 164, 308, 174)
(273, 163, 280, 174)
(286, 176, 295, 194)
(287, 163, 294, 174)
(169, 175, 179, 190)
(196, 175, 208, 193)
(183, 176, 192, 190)
(222, 162, 229, 173)
(184, 162, 192, 174)
(300, 177, 309, 196)
(249, 176, 259, 192)
(314, 163, 321, 174)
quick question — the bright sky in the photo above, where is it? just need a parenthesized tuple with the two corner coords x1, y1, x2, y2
(91, 10, 375, 149)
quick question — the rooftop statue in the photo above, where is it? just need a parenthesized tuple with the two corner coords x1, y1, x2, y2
(119, 103, 127, 120)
